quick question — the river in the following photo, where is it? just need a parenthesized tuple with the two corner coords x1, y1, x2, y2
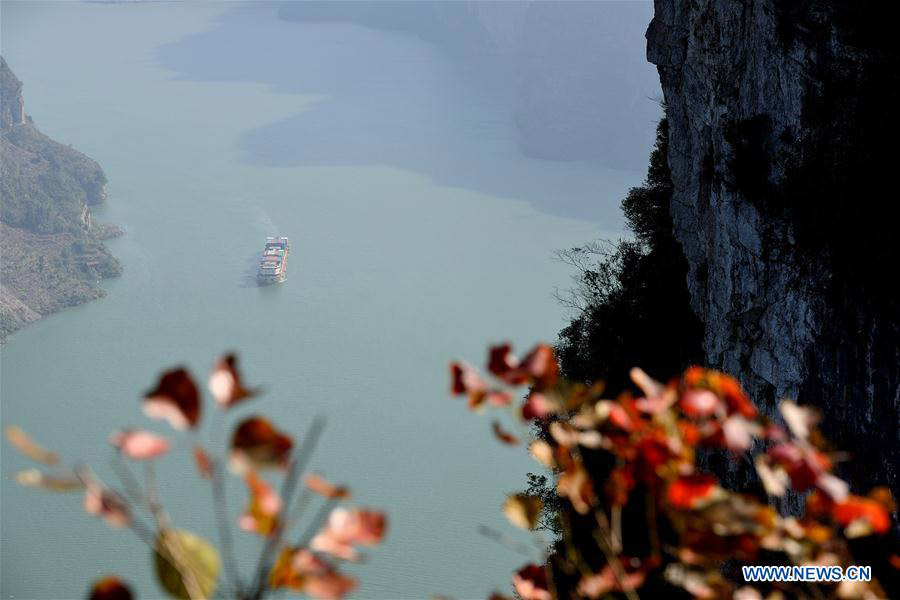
(0, 2, 653, 597)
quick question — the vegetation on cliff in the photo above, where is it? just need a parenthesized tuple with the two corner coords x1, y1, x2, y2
(555, 119, 703, 394)
(0, 56, 120, 338)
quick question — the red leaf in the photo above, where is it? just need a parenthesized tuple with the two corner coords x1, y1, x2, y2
(450, 361, 487, 409)
(486, 390, 514, 407)
(209, 353, 260, 408)
(521, 343, 558, 389)
(311, 508, 388, 561)
(450, 361, 484, 395)
(578, 564, 646, 599)
(84, 483, 130, 528)
(557, 463, 595, 515)
(89, 577, 134, 600)
(143, 368, 201, 430)
(522, 392, 556, 420)
(229, 417, 293, 473)
(680, 389, 721, 418)
(109, 430, 170, 461)
(269, 548, 357, 599)
(512, 564, 551, 600)
(193, 445, 213, 479)
(609, 403, 635, 432)
(606, 465, 635, 507)
(487, 343, 525, 384)
(677, 420, 702, 445)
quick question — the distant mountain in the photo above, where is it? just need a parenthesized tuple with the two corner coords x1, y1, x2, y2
(278, 1, 661, 170)
(1, 57, 121, 339)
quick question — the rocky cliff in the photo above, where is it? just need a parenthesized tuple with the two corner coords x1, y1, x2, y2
(1, 57, 121, 339)
(647, 1, 899, 493)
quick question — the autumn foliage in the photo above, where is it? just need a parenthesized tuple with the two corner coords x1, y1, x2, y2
(451, 343, 898, 599)
(6, 353, 387, 600)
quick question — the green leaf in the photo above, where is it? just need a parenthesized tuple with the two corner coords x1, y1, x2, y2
(153, 529, 220, 600)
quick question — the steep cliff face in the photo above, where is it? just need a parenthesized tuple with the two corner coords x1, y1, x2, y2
(647, 1, 899, 492)
(1, 58, 26, 128)
(1, 57, 121, 339)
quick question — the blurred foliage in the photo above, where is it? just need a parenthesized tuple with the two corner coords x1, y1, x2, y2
(452, 343, 898, 599)
(555, 120, 703, 395)
(5, 353, 387, 600)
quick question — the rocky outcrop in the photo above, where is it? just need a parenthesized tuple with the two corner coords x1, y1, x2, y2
(1, 57, 121, 339)
(647, 1, 899, 492)
(0, 57, 25, 128)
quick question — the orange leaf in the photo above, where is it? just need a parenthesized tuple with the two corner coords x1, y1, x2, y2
(239, 471, 281, 536)
(715, 373, 756, 418)
(833, 495, 891, 536)
(306, 473, 351, 500)
(491, 421, 520, 445)
(4, 425, 59, 465)
(667, 474, 720, 510)
(269, 548, 357, 599)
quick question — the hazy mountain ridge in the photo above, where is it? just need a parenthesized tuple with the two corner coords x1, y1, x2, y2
(278, 0, 661, 170)
(1, 57, 121, 339)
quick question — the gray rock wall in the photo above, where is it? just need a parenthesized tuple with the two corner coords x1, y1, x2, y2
(647, 0, 899, 492)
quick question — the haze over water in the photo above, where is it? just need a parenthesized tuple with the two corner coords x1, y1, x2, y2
(1, 2, 655, 597)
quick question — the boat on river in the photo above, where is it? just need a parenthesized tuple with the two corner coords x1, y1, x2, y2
(257, 236, 289, 285)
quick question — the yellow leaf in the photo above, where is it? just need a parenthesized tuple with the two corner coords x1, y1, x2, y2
(5, 426, 59, 465)
(503, 494, 544, 530)
(15, 469, 83, 492)
(154, 529, 220, 600)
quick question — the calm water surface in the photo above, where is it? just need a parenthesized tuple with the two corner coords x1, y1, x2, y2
(1, 3, 647, 598)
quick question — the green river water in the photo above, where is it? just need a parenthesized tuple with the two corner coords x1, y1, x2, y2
(0, 3, 650, 597)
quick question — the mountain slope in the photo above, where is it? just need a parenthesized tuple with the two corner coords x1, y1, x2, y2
(1, 56, 121, 338)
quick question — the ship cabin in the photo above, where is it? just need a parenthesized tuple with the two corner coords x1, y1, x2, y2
(265, 236, 289, 251)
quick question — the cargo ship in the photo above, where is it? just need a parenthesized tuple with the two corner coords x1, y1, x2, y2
(257, 236, 290, 285)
